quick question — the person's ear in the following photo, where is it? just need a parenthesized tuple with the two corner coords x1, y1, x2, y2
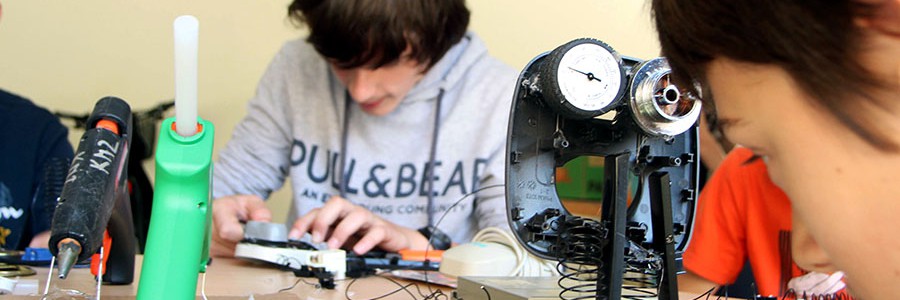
(855, 0, 900, 38)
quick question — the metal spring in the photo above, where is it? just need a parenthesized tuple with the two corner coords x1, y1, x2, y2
(555, 216, 609, 300)
(622, 240, 664, 299)
(622, 272, 659, 299)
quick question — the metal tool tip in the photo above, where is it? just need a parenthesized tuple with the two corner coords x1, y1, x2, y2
(56, 242, 82, 280)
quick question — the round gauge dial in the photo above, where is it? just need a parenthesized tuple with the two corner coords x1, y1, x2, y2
(629, 57, 701, 137)
(540, 38, 626, 119)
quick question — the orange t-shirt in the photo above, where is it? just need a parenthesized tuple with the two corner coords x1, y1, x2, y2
(684, 147, 801, 296)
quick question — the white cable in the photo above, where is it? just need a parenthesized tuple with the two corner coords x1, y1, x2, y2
(471, 227, 558, 277)
(96, 245, 104, 300)
(472, 227, 525, 276)
(43, 256, 55, 296)
(201, 272, 208, 300)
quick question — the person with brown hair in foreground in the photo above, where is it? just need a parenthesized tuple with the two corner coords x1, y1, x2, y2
(653, 1, 900, 299)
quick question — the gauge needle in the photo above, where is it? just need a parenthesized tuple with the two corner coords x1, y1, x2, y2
(568, 67, 602, 82)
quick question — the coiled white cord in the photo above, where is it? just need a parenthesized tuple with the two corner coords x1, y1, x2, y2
(471, 227, 558, 277)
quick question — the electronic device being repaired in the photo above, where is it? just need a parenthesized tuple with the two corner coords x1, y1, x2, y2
(235, 221, 346, 283)
(236, 221, 440, 289)
(504, 38, 700, 300)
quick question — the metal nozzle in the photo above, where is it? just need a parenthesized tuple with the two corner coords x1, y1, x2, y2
(56, 240, 82, 279)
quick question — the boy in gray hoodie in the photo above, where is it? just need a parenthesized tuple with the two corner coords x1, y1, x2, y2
(211, 0, 517, 257)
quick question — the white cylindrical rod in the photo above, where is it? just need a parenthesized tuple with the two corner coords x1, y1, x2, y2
(174, 15, 199, 137)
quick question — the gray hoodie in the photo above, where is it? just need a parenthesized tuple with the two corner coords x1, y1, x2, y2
(213, 33, 517, 244)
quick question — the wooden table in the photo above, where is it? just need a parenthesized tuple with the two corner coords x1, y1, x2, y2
(5, 255, 450, 299)
(4, 256, 715, 299)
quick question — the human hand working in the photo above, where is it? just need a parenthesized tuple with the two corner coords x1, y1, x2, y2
(288, 196, 430, 255)
(210, 194, 272, 257)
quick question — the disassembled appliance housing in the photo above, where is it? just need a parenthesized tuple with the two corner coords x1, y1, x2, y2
(506, 38, 701, 300)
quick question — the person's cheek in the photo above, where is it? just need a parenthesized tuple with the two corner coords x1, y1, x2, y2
(791, 216, 837, 273)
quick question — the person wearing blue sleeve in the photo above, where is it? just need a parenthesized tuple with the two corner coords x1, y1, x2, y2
(0, 88, 74, 250)
(0, 1, 74, 251)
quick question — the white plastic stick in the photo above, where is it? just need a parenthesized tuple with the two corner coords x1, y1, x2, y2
(174, 15, 199, 137)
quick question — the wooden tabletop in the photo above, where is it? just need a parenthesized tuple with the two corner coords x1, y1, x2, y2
(5, 255, 451, 300)
(3, 255, 715, 299)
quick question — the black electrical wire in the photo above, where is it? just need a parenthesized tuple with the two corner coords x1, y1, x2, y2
(341, 184, 505, 300)
(277, 277, 319, 293)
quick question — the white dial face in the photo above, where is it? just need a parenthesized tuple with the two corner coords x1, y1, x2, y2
(556, 43, 623, 112)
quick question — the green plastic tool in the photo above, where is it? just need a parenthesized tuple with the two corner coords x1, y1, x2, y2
(136, 117, 214, 299)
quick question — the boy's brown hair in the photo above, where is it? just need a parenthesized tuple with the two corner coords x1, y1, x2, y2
(289, 0, 470, 70)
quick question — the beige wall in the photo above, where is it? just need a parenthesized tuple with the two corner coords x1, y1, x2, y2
(0, 0, 659, 223)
